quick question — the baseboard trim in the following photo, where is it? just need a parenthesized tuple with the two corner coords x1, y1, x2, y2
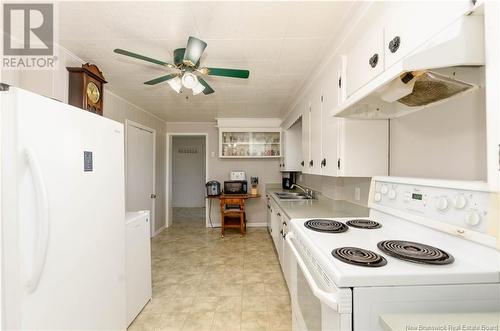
(152, 225, 166, 237)
(172, 203, 206, 208)
(206, 222, 267, 228)
(247, 222, 267, 227)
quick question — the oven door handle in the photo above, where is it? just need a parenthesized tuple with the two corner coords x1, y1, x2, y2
(286, 234, 340, 311)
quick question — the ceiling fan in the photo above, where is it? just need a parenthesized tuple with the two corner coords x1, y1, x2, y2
(114, 36, 250, 95)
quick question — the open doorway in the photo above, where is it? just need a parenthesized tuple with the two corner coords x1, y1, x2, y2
(166, 134, 207, 227)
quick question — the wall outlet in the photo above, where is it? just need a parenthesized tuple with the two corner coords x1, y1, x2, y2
(354, 187, 361, 201)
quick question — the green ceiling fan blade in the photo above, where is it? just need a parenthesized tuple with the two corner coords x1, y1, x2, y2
(173, 48, 185, 67)
(198, 77, 215, 95)
(144, 74, 178, 85)
(114, 48, 174, 68)
(183, 36, 207, 67)
(203, 67, 250, 79)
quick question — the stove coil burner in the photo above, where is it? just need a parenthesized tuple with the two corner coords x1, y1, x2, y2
(304, 219, 348, 233)
(377, 240, 454, 265)
(346, 219, 381, 229)
(332, 247, 387, 267)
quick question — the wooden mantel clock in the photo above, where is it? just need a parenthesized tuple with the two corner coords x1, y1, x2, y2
(67, 63, 107, 116)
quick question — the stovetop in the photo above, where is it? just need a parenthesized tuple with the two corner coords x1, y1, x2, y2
(289, 212, 500, 288)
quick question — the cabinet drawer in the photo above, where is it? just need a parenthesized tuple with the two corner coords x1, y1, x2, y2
(346, 28, 384, 96)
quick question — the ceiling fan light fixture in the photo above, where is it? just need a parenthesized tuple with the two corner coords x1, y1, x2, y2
(167, 76, 182, 93)
(181, 72, 198, 89)
(192, 81, 206, 95)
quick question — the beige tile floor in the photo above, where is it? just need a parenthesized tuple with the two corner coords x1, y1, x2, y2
(128, 207, 292, 331)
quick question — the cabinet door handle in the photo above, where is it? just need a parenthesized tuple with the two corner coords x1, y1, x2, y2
(321, 158, 326, 167)
(280, 230, 284, 235)
(277, 212, 281, 217)
(301, 160, 305, 167)
(389, 36, 401, 53)
(369, 53, 379, 68)
(337, 158, 341, 170)
(309, 160, 314, 167)
(338, 76, 342, 88)
(282, 221, 287, 226)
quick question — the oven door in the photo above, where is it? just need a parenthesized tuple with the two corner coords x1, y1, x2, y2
(286, 234, 352, 331)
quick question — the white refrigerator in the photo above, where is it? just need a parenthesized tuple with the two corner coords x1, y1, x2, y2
(1, 86, 127, 330)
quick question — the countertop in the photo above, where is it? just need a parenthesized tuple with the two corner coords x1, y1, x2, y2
(265, 184, 369, 219)
(379, 313, 500, 331)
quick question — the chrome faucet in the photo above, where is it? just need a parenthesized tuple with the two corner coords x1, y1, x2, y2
(290, 184, 314, 199)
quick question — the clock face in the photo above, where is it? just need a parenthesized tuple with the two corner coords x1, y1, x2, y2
(86, 81, 100, 104)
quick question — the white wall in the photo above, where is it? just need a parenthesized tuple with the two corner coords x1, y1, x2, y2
(166, 122, 282, 226)
(1, 47, 168, 233)
(172, 136, 206, 208)
(390, 88, 487, 181)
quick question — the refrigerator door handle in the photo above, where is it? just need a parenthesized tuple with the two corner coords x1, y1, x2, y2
(24, 148, 50, 293)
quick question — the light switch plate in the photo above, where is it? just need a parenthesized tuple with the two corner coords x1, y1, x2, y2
(355, 187, 361, 201)
(230, 171, 246, 180)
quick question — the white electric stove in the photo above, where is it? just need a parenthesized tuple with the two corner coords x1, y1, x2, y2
(285, 177, 500, 331)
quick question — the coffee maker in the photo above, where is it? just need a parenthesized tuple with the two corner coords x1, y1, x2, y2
(282, 172, 296, 190)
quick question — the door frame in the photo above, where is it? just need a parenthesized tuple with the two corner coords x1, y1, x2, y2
(124, 119, 157, 236)
(165, 133, 209, 228)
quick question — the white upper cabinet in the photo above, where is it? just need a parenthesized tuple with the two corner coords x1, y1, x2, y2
(338, 119, 388, 177)
(346, 25, 385, 96)
(309, 88, 322, 175)
(320, 55, 345, 176)
(383, 1, 473, 69)
(300, 100, 310, 173)
(280, 119, 302, 172)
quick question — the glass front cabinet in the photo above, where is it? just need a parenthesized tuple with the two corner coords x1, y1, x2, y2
(219, 129, 281, 158)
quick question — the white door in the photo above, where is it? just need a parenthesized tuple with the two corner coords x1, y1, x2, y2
(126, 121, 156, 237)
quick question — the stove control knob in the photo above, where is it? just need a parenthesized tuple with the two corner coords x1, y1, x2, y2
(388, 189, 397, 200)
(436, 196, 449, 211)
(465, 210, 481, 226)
(453, 194, 467, 209)
(381, 185, 389, 195)
(374, 192, 382, 202)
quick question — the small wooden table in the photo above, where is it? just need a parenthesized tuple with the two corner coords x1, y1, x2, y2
(207, 193, 261, 237)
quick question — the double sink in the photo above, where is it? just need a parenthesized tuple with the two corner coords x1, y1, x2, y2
(274, 192, 315, 201)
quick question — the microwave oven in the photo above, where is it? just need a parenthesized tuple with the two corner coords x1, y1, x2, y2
(224, 180, 248, 195)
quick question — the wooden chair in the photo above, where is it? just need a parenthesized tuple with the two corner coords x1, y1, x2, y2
(219, 197, 246, 238)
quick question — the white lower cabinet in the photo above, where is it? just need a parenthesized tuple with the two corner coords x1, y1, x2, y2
(268, 196, 289, 272)
(270, 199, 279, 248)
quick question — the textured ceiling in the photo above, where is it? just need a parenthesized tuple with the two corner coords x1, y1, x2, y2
(59, 1, 354, 122)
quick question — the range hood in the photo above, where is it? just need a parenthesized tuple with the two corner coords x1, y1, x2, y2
(332, 14, 484, 119)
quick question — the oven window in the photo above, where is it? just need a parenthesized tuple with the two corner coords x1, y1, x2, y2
(297, 264, 322, 331)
